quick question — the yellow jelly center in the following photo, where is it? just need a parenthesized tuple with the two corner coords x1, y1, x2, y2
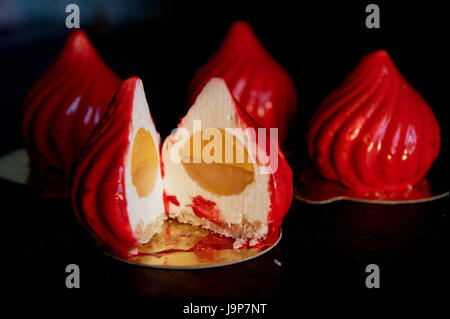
(181, 128, 255, 196)
(131, 128, 158, 197)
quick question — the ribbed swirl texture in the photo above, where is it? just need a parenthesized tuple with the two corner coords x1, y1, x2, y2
(71, 77, 138, 257)
(188, 21, 297, 146)
(21, 30, 121, 190)
(308, 50, 440, 192)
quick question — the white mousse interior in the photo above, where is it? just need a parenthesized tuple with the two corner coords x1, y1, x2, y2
(125, 80, 165, 243)
(162, 78, 271, 241)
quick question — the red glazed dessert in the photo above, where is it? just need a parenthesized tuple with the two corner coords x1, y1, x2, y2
(71, 77, 165, 256)
(308, 50, 441, 192)
(188, 21, 297, 147)
(21, 30, 121, 195)
(163, 78, 293, 247)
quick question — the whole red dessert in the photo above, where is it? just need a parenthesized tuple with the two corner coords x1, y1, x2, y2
(188, 21, 298, 147)
(21, 30, 121, 195)
(308, 50, 440, 192)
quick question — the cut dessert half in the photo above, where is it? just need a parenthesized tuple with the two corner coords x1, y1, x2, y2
(71, 77, 165, 256)
(162, 78, 293, 247)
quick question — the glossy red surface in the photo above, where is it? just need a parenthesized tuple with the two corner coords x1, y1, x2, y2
(21, 30, 121, 195)
(190, 195, 223, 226)
(308, 50, 441, 192)
(188, 21, 297, 146)
(71, 77, 140, 257)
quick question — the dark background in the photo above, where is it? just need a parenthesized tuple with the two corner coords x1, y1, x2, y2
(1, 0, 448, 311)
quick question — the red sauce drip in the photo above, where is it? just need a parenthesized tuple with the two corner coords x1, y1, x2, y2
(162, 191, 180, 213)
(134, 230, 277, 260)
(159, 156, 165, 178)
(191, 232, 235, 250)
(189, 196, 223, 226)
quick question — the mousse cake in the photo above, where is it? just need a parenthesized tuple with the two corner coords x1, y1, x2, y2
(71, 77, 165, 256)
(163, 78, 293, 248)
(188, 21, 298, 147)
(308, 50, 441, 192)
(21, 30, 121, 195)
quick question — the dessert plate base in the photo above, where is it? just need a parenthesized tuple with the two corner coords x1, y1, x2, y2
(0, 148, 28, 185)
(295, 168, 449, 204)
(0, 148, 67, 197)
(108, 219, 281, 269)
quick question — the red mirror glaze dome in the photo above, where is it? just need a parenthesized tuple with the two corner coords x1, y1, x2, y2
(188, 21, 298, 147)
(308, 50, 440, 192)
(21, 30, 121, 195)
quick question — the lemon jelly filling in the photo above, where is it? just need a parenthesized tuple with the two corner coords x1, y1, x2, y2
(131, 128, 159, 197)
(180, 127, 255, 196)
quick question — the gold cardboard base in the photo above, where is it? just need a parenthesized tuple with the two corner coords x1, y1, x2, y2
(0, 148, 29, 185)
(295, 168, 449, 204)
(109, 219, 281, 269)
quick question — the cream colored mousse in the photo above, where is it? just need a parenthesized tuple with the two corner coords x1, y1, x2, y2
(125, 80, 165, 243)
(162, 78, 272, 246)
